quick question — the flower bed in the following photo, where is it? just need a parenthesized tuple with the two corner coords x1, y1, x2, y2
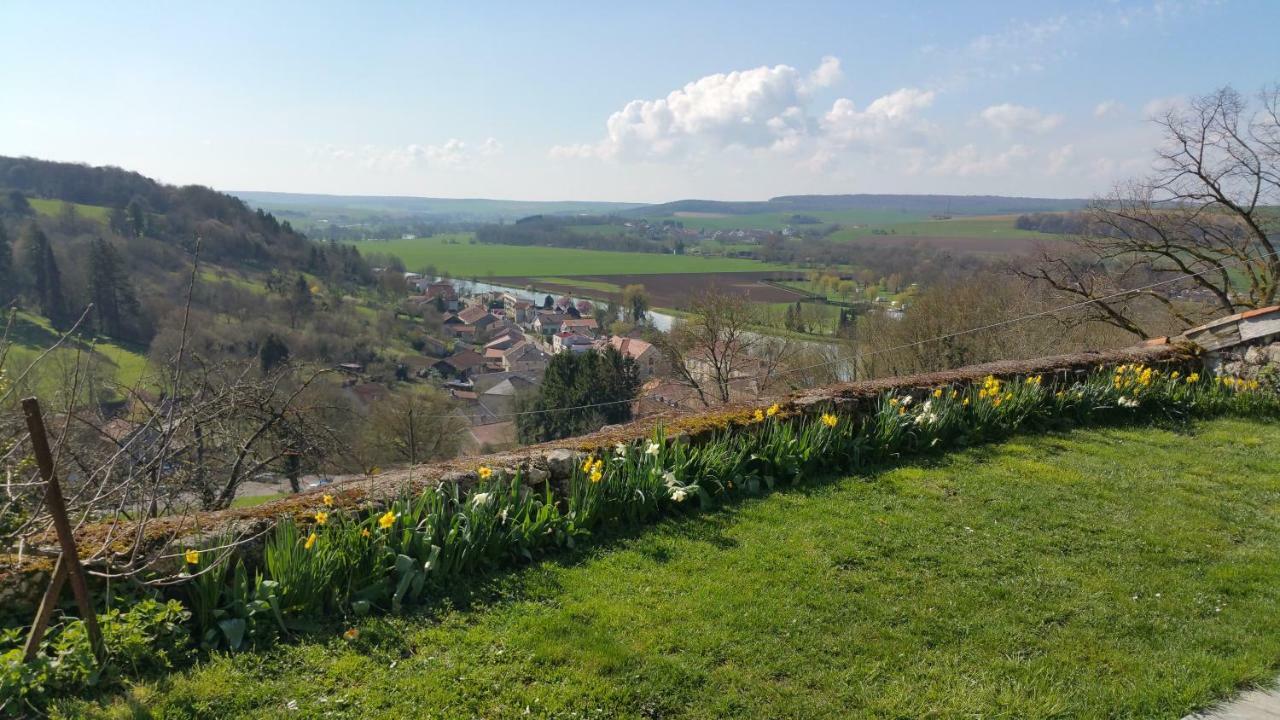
(3, 363, 1278, 714)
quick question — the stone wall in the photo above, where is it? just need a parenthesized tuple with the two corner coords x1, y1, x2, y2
(1, 341, 1198, 620)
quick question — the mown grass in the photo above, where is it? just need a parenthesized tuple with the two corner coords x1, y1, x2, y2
(63, 417, 1280, 719)
(352, 234, 788, 277)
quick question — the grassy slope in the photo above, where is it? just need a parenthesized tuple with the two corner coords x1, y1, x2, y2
(353, 234, 789, 277)
(4, 310, 150, 400)
(70, 417, 1280, 719)
(26, 197, 112, 224)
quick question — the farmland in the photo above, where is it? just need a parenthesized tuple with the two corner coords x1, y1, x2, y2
(353, 234, 789, 277)
(497, 271, 810, 310)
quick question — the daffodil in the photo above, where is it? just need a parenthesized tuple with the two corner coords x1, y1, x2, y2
(582, 457, 595, 473)
(377, 510, 396, 529)
(471, 492, 492, 508)
(670, 488, 688, 502)
(589, 468, 603, 483)
(360, 528, 371, 538)
(314, 511, 328, 526)
(1186, 373, 1200, 384)
(820, 413, 838, 428)
(184, 548, 200, 565)
(766, 403, 780, 417)
(304, 532, 318, 550)
(933, 388, 943, 398)
(753, 409, 765, 422)
(645, 440, 660, 455)
(614, 443, 627, 457)
(343, 628, 360, 641)
(323, 494, 334, 507)
(477, 465, 493, 480)
(591, 459, 603, 473)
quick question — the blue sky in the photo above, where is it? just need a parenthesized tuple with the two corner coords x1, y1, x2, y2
(1, 0, 1277, 202)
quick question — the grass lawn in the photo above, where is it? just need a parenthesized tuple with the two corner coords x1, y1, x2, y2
(655, 208, 925, 231)
(353, 234, 788, 277)
(65, 417, 1280, 719)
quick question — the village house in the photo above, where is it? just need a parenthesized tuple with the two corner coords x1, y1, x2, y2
(601, 335, 666, 380)
(553, 332, 595, 354)
(431, 349, 486, 380)
(533, 311, 567, 335)
(561, 317, 599, 337)
(502, 342, 549, 373)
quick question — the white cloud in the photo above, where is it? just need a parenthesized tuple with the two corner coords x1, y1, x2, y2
(552, 57, 938, 164)
(313, 138, 501, 171)
(820, 89, 936, 145)
(978, 103, 1063, 134)
(1047, 144, 1074, 174)
(803, 55, 843, 92)
(1093, 100, 1122, 118)
(930, 143, 1032, 177)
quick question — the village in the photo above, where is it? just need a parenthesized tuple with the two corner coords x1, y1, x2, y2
(389, 274, 777, 452)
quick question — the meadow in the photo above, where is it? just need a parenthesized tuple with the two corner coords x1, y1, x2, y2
(61, 416, 1280, 719)
(26, 198, 112, 224)
(652, 207, 927, 231)
(2, 310, 151, 403)
(826, 214, 1049, 242)
(354, 234, 787, 277)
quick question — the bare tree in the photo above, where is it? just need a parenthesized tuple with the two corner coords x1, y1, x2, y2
(654, 290, 794, 406)
(1023, 85, 1280, 338)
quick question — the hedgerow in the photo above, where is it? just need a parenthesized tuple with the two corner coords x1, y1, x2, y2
(2, 364, 1277, 716)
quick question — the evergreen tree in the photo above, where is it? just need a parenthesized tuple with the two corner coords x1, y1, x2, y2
(288, 274, 313, 328)
(21, 225, 69, 328)
(259, 333, 291, 374)
(87, 237, 140, 338)
(515, 347, 640, 443)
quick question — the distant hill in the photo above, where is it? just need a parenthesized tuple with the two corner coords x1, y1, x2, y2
(626, 194, 1088, 218)
(232, 191, 647, 225)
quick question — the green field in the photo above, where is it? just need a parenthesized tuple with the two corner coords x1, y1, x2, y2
(355, 234, 787, 277)
(655, 208, 926, 232)
(827, 214, 1049, 242)
(26, 197, 113, 224)
(68, 417, 1280, 718)
(3, 310, 151, 402)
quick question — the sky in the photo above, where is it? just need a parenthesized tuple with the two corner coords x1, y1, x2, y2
(1, 0, 1278, 203)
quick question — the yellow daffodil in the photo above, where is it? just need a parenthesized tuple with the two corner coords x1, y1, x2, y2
(820, 413, 838, 428)
(753, 409, 765, 422)
(1170, 371, 1180, 380)
(992, 397, 1003, 408)
(377, 510, 396, 529)
(582, 457, 594, 473)
(184, 548, 200, 565)
(304, 532, 318, 550)
(589, 468, 603, 483)
(323, 494, 334, 507)
(314, 511, 328, 526)
(591, 459, 603, 473)
(1186, 373, 1200, 384)
(360, 528, 371, 538)
(477, 466, 493, 480)
(932, 388, 943, 398)
(766, 403, 780, 417)
(962, 397, 970, 406)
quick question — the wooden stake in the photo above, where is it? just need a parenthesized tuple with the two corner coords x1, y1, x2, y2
(21, 397, 104, 663)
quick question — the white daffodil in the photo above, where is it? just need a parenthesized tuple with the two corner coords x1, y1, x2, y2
(645, 440, 660, 456)
(901, 395, 913, 406)
(470, 492, 492, 508)
(614, 443, 627, 457)
(1118, 396, 1139, 408)
(662, 471, 677, 487)
(670, 488, 688, 502)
